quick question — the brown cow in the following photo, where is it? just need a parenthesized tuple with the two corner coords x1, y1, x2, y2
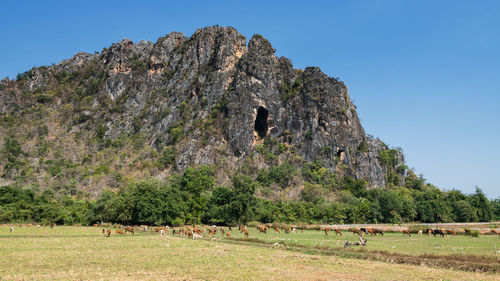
(273, 226, 280, 233)
(226, 232, 231, 238)
(50, 223, 55, 228)
(93, 224, 99, 227)
(349, 228, 361, 235)
(244, 230, 249, 238)
(402, 229, 411, 237)
(102, 228, 105, 234)
(446, 229, 457, 235)
(490, 229, 499, 235)
(324, 228, 330, 236)
(115, 230, 124, 234)
(106, 229, 111, 237)
(257, 225, 268, 234)
(334, 229, 342, 236)
(373, 229, 384, 236)
(125, 226, 134, 234)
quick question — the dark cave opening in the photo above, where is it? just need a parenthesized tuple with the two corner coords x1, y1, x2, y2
(254, 106, 269, 138)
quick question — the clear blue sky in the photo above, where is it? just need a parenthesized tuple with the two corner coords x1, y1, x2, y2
(1, 1, 499, 198)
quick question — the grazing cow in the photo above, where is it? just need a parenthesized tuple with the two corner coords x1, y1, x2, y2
(115, 230, 124, 234)
(125, 227, 134, 234)
(417, 230, 423, 235)
(363, 228, 376, 236)
(402, 229, 411, 237)
(360, 228, 367, 234)
(324, 228, 330, 236)
(207, 228, 217, 236)
(187, 231, 193, 238)
(334, 229, 342, 236)
(446, 229, 457, 235)
(10, 226, 14, 232)
(349, 228, 361, 235)
(273, 226, 280, 233)
(106, 229, 111, 237)
(193, 233, 202, 240)
(432, 229, 445, 237)
(257, 225, 268, 234)
(244, 230, 249, 238)
(226, 232, 231, 238)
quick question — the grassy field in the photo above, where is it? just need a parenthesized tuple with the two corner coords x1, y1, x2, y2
(0, 226, 499, 280)
(228, 227, 500, 257)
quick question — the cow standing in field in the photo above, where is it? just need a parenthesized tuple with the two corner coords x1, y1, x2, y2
(226, 232, 231, 238)
(323, 228, 330, 236)
(334, 229, 342, 236)
(402, 229, 411, 237)
(446, 229, 456, 235)
(373, 229, 384, 236)
(124, 227, 134, 234)
(102, 228, 105, 234)
(115, 230, 124, 234)
(257, 225, 268, 234)
(10, 226, 14, 232)
(432, 229, 445, 237)
(273, 226, 280, 233)
(417, 230, 423, 235)
(426, 229, 433, 236)
(245, 230, 249, 238)
(160, 229, 165, 236)
(106, 229, 111, 237)
(349, 228, 361, 236)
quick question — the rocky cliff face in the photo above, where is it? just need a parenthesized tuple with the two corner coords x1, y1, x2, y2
(0, 26, 405, 198)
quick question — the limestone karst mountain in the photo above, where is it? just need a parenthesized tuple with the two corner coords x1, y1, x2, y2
(0, 26, 405, 198)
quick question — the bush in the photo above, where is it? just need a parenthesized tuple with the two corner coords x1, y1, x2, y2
(36, 94, 52, 103)
(172, 217, 185, 227)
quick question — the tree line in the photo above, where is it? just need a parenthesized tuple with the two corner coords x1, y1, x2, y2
(0, 166, 499, 225)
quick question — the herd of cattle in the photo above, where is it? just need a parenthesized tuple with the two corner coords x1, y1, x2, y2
(8, 223, 499, 241)
(90, 223, 499, 240)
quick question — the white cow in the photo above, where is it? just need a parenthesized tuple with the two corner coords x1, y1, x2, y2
(193, 233, 202, 240)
